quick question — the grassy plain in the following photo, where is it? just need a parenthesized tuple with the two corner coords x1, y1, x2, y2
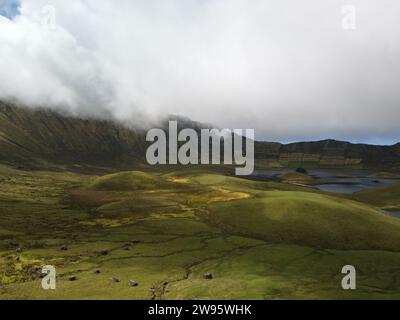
(1, 165, 400, 299)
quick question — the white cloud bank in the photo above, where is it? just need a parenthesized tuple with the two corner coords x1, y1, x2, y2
(0, 0, 400, 143)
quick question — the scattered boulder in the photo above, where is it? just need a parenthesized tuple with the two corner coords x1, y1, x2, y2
(15, 247, 22, 253)
(111, 277, 120, 283)
(203, 273, 213, 280)
(32, 266, 42, 277)
(60, 245, 68, 251)
(69, 276, 77, 281)
(129, 280, 138, 287)
(100, 250, 109, 256)
(94, 269, 101, 274)
(296, 167, 308, 174)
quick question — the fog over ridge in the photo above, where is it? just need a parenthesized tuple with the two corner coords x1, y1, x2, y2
(0, 0, 400, 144)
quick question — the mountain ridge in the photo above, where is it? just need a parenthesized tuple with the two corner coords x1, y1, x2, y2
(1, 101, 399, 171)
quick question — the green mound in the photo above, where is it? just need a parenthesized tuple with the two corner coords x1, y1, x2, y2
(191, 174, 256, 186)
(352, 183, 400, 210)
(87, 171, 164, 191)
(278, 172, 322, 185)
(208, 191, 400, 251)
(368, 172, 400, 179)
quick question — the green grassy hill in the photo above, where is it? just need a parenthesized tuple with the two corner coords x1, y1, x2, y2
(87, 171, 167, 191)
(351, 183, 400, 211)
(277, 172, 324, 185)
(207, 190, 400, 251)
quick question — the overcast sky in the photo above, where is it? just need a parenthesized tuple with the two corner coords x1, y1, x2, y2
(0, 0, 400, 144)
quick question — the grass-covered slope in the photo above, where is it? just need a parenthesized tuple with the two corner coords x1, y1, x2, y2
(277, 172, 324, 185)
(351, 183, 400, 211)
(0, 101, 145, 168)
(87, 171, 165, 191)
(207, 190, 400, 251)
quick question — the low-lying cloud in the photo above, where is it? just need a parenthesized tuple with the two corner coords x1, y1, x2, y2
(1, 0, 400, 144)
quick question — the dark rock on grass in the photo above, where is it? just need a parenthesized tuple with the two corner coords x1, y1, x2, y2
(31, 266, 43, 279)
(32, 266, 45, 278)
(15, 247, 22, 253)
(203, 273, 213, 280)
(94, 269, 101, 274)
(111, 277, 120, 283)
(60, 245, 68, 251)
(100, 250, 109, 256)
(129, 280, 138, 287)
(69, 276, 77, 281)
(296, 167, 308, 174)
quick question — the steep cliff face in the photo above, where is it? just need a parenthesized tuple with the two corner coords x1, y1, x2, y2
(0, 102, 146, 169)
(0, 101, 399, 171)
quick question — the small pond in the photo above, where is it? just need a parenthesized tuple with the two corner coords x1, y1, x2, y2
(252, 169, 400, 194)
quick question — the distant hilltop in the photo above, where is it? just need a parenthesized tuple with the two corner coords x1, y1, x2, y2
(0, 101, 399, 171)
(255, 139, 400, 170)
